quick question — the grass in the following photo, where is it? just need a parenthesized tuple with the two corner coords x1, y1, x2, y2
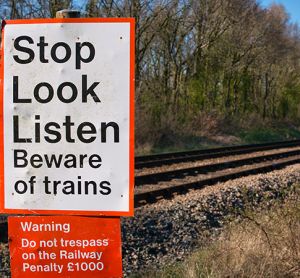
(130, 191, 300, 278)
(239, 126, 300, 144)
(135, 132, 226, 156)
(150, 134, 222, 155)
(136, 122, 300, 156)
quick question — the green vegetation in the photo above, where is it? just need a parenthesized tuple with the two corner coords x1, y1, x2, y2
(239, 126, 300, 144)
(142, 124, 300, 155)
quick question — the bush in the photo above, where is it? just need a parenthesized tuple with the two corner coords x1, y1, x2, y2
(130, 193, 300, 278)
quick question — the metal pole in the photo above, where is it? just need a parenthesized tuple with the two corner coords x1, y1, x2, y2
(56, 9, 81, 18)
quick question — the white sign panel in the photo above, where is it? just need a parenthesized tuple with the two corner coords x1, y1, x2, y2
(0, 18, 135, 216)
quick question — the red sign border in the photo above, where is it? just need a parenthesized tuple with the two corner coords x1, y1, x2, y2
(0, 18, 135, 216)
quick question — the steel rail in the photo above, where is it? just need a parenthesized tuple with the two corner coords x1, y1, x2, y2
(135, 139, 300, 169)
(135, 148, 300, 185)
(134, 155, 300, 207)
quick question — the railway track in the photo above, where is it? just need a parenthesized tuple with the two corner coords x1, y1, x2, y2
(134, 140, 300, 207)
(135, 139, 300, 169)
(0, 140, 299, 217)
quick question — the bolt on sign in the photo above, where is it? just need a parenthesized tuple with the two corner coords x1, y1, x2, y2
(0, 18, 135, 216)
(8, 216, 122, 277)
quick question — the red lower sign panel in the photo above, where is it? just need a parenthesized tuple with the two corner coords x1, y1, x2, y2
(8, 216, 122, 277)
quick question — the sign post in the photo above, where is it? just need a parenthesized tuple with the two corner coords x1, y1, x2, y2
(1, 13, 135, 278)
(56, 10, 81, 18)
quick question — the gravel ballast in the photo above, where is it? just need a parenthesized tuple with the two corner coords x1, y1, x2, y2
(122, 164, 300, 275)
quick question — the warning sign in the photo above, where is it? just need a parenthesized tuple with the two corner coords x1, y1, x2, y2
(8, 216, 122, 277)
(0, 18, 135, 215)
